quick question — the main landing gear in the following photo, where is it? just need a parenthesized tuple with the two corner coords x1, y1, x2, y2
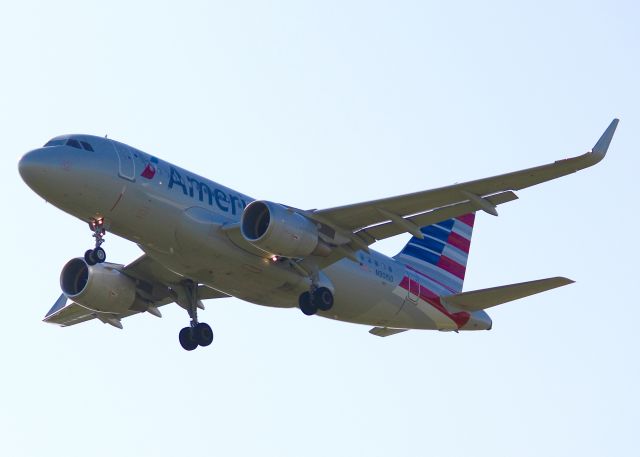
(179, 323, 214, 351)
(84, 217, 107, 266)
(178, 280, 214, 351)
(298, 286, 334, 316)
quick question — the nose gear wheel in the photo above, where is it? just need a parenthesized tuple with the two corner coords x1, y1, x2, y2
(85, 217, 107, 265)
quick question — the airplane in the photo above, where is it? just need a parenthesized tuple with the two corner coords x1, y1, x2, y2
(18, 119, 618, 350)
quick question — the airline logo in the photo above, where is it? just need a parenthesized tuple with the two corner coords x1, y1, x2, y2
(396, 214, 475, 293)
(140, 157, 158, 179)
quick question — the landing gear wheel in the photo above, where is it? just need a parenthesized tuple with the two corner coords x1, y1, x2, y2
(313, 287, 334, 311)
(84, 217, 107, 265)
(84, 249, 97, 266)
(93, 247, 106, 263)
(179, 327, 198, 351)
(299, 291, 318, 316)
(177, 280, 214, 350)
(194, 322, 214, 347)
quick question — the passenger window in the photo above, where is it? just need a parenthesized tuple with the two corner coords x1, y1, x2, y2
(66, 139, 81, 149)
(44, 139, 65, 147)
(80, 141, 94, 151)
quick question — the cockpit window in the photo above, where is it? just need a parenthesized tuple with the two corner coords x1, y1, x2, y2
(66, 139, 82, 149)
(43, 137, 96, 151)
(44, 139, 65, 147)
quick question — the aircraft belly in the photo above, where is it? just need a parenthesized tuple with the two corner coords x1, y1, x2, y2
(141, 248, 306, 309)
(105, 191, 467, 329)
(113, 194, 451, 330)
(139, 228, 307, 308)
(393, 300, 455, 330)
(317, 260, 421, 328)
(314, 259, 439, 330)
(106, 186, 180, 251)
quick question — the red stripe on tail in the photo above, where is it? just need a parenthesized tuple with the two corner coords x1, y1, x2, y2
(457, 213, 475, 227)
(447, 231, 470, 253)
(437, 256, 466, 279)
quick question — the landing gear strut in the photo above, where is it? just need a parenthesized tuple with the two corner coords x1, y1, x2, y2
(298, 286, 334, 316)
(84, 217, 107, 265)
(177, 280, 214, 351)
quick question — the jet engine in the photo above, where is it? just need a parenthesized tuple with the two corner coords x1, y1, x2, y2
(241, 200, 330, 258)
(60, 258, 137, 314)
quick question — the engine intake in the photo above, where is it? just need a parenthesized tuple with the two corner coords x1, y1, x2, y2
(241, 200, 328, 257)
(60, 258, 137, 314)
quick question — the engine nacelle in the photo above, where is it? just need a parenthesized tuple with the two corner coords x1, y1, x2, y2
(241, 200, 326, 258)
(60, 258, 137, 314)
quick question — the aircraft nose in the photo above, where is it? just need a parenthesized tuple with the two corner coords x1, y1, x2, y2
(18, 148, 48, 188)
(18, 147, 66, 198)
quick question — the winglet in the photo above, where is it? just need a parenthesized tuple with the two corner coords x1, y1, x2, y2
(591, 118, 619, 162)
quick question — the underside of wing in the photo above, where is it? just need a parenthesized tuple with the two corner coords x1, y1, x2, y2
(44, 298, 137, 328)
(44, 254, 229, 328)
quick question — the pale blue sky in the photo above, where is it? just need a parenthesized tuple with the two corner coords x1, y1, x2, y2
(1, 1, 639, 456)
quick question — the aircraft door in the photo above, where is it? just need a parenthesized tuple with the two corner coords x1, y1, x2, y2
(407, 276, 420, 304)
(395, 274, 420, 317)
(112, 142, 136, 181)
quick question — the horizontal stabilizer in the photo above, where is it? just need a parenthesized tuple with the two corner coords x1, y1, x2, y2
(369, 327, 409, 337)
(441, 277, 574, 312)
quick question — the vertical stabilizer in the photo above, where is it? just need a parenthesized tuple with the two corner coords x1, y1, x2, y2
(394, 213, 475, 293)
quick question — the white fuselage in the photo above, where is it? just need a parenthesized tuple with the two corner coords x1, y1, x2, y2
(20, 135, 492, 331)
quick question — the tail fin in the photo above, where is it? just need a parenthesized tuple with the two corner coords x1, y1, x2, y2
(394, 213, 475, 293)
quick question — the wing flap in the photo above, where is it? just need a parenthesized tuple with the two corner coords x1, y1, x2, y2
(441, 277, 574, 312)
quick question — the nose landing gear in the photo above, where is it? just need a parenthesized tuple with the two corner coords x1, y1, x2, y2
(84, 217, 107, 265)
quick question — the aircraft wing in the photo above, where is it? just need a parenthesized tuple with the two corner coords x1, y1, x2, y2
(43, 294, 140, 328)
(122, 254, 229, 302)
(44, 254, 229, 328)
(293, 119, 618, 271)
(314, 119, 618, 237)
